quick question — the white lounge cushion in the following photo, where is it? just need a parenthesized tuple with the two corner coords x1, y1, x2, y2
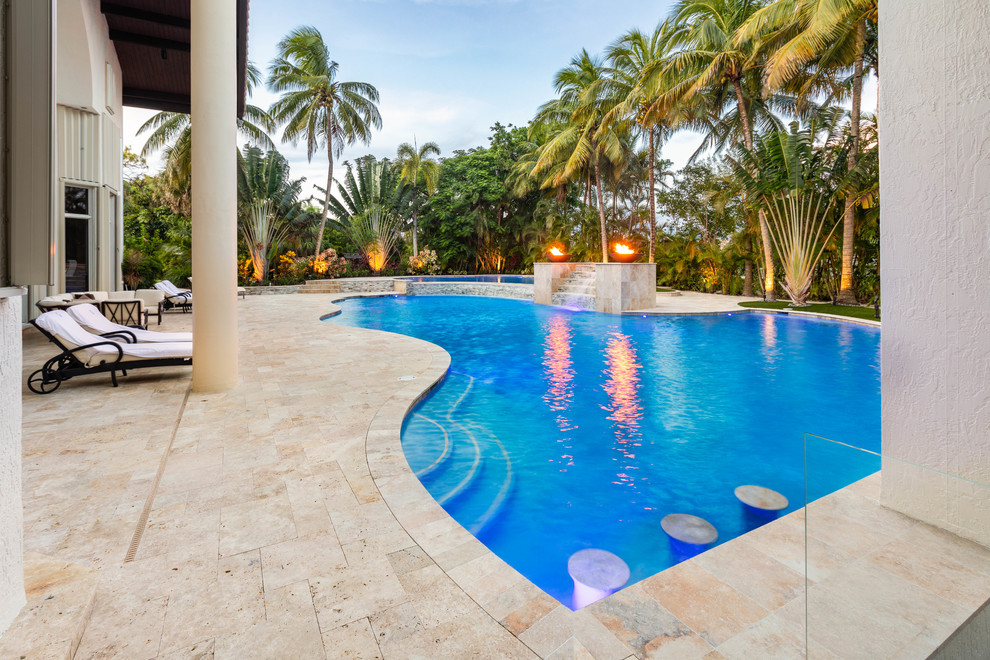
(134, 289, 165, 305)
(107, 290, 136, 301)
(155, 281, 192, 301)
(66, 304, 192, 343)
(35, 310, 192, 366)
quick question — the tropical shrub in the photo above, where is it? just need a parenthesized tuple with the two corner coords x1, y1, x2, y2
(408, 247, 441, 275)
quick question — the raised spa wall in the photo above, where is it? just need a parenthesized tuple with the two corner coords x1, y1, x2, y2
(534, 262, 657, 313)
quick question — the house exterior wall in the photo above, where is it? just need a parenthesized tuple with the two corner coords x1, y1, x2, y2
(26, 0, 124, 316)
(879, 0, 990, 545)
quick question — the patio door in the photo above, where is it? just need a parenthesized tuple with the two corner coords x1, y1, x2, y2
(64, 185, 95, 293)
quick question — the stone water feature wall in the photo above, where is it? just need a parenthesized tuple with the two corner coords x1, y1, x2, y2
(406, 282, 533, 300)
(535, 262, 657, 313)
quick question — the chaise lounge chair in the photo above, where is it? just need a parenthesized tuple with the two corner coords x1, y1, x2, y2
(66, 304, 192, 343)
(28, 310, 192, 394)
(154, 280, 192, 312)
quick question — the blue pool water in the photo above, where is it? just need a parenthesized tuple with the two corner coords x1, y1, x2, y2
(398, 274, 534, 284)
(326, 296, 880, 607)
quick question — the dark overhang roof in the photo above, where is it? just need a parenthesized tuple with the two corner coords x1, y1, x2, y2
(100, 1, 249, 117)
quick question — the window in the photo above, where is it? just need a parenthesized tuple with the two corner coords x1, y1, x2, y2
(64, 186, 93, 293)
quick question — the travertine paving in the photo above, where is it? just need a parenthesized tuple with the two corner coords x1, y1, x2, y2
(3, 293, 986, 659)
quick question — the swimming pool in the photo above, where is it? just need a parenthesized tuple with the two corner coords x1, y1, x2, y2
(398, 274, 534, 284)
(326, 296, 880, 607)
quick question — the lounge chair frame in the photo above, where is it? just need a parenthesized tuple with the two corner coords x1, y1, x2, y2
(28, 320, 191, 394)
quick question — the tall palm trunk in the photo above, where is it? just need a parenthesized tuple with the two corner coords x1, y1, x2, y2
(411, 180, 419, 257)
(836, 20, 866, 305)
(314, 116, 333, 256)
(594, 159, 609, 263)
(743, 236, 754, 296)
(648, 128, 657, 262)
(734, 78, 776, 301)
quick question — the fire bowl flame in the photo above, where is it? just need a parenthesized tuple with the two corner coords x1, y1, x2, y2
(547, 246, 571, 263)
(609, 242, 639, 263)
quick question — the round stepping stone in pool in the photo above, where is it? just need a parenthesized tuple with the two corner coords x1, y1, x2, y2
(735, 485, 788, 512)
(567, 549, 630, 609)
(661, 513, 719, 546)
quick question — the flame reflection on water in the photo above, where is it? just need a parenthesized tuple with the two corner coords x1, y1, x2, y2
(542, 316, 576, 467)
(602, 331, 645, 489)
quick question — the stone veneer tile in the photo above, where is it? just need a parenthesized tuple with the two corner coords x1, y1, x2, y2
(692, 538, 805, 611)
(638, 561, 768, 647)
(588, 585, 704, 658)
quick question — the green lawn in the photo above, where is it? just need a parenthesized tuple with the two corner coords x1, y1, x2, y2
(738, 301, 879, 321)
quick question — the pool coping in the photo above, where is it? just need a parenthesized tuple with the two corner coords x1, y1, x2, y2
(334, 291, 987, 658)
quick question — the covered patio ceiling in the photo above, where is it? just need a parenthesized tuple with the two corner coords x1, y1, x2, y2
(100, 0, 249, 117)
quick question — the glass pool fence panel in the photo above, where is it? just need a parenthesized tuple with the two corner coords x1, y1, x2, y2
(804, 433, 990, 659)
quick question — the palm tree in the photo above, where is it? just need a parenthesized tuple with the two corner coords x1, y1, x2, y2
(395, 140, 441, 256)
(329, 158, 408, 273)
(531, 51, 630, 262)
(665, 0, 781, 299)
(740, 0, 878, 303)
(267, 25, 382, 256)
(730, 118, 849, 305)
(236, 146, 305, 282)
(606, 21, 680, 263)
(137, 63, 275, 206)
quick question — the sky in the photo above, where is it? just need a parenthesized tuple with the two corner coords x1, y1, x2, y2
(122, 0, 877, 197)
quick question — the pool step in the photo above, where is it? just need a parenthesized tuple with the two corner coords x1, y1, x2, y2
(552, 267, 597, 310)
(461, 424, 515, 536)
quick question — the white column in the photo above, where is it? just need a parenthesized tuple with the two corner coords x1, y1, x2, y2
(879, 0, 990, 545)
(190, 0, 238, 392)
(0, 290, 27, 633)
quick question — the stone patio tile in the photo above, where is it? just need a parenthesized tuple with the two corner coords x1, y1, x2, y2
(396, 564, 478, 628)
(544, 637, 595, 660)
(157, 448, 224, 495)
(73, 592, 168, 659)
(384, 608, 538, 659)
(156, 639, 215, 659)
(385, 545, 433, 576)
(638, 561, 768, 647)
(309, 558, 409, 632)
(865, 536, 990, 609)
(500, 589, 560, 636)
(260, 534, 347, 592)
(213, 581, 325, 660)
(898, 521, 990, 578)
(588, 585, 703, 658)
(340, 530, 415, 566)
(712, 612, 805, 659)
(517, 605, 575, 657)
(693, 538, 805, 610)
(158, 552, 265, 653)
(368, 601, 424, 649)
(742, 512, 855, 583)
(571, 609, 637, 660)
(284, 477, 336, 538)
(326, 500, 404, 546)
(320, 618, 382, 660)
(219, 491, 297, 557)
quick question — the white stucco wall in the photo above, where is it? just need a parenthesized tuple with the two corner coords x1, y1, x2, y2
(880, 0, 990, 545)
(0, 294, 25, 634)
(56, 0, 122, 123)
